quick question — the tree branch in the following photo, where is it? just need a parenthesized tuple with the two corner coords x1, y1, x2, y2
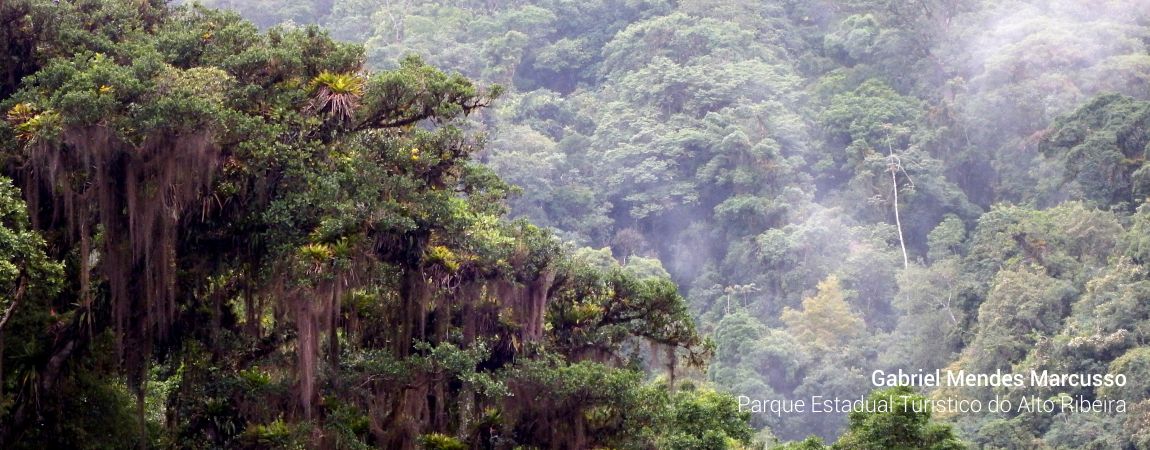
(0, 278, 27, 332)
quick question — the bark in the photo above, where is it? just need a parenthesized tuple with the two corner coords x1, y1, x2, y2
(1, 336, 77, 446)
(888, 142, 909, 270)
(0, 279, 27, 399)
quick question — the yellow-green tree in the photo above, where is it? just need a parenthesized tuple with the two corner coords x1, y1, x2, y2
(781, 275, 866, 352)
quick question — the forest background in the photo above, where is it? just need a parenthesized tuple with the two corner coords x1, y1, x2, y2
(3, 0, 1150, 449)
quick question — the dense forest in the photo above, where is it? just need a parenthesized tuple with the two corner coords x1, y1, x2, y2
(2, 0, 1150, 448)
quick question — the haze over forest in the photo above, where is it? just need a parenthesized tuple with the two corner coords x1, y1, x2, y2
(2, 0, 1150, 448)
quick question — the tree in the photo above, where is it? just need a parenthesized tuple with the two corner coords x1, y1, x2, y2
(781, 275, 866, 352)
(832, 386, 965, 450)
(962, 266, 1075, 374)
(0, 176, 63, 424)
(779, 386, 965, 450)
(0, 2, 720, 448)
(1041, 93, 1150, 208)
(658, 384, 756, 450)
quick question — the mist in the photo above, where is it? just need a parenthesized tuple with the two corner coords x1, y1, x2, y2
(5, 0, 1150, 447)
(190, 0, 1150, 444)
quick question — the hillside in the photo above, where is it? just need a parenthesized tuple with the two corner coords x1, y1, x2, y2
(3, 0, 1150, 449)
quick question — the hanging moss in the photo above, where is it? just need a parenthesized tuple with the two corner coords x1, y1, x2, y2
(0, 3, 715, 449)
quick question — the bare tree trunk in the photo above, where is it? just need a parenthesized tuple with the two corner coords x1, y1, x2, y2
(0, 280, 26, 400)
(137, 381, 148, 450)
(0, 333, 5, 401)
(2, 338, 76, 446)
(888, 143, 909, 270)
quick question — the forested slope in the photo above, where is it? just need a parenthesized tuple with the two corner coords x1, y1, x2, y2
(4, 0, 1150, 448)
(0, 1, 758, 449)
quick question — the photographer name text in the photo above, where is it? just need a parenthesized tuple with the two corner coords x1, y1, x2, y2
(870, 369, 1126, 388)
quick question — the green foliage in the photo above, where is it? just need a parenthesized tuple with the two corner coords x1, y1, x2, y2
(820, 79, 923, 172)
(8, 0, 1150, 448)
(10, 367, 145, 450)
(833, 386, 965, 450)
(964, 265, 1076, 372)
(0, 1, 714, 448)
(883, 260, 964, 371)
(0, 175, 62, 304)
(507, 357, 752, 449)
(774, 436, 828, 450)
(773, 387, 964, 450)
(658, 385, 755, 450)
(0, 175, 63, 427)
(1105, 348, 1150, 402)
(1042, 93, 1150, 208)
(781, 276, 865, 352)
(927, 214, 967, 263)
(418, 433, 466, 450)
(239, 418, 306, 449)
(547, 261, 707, 362)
